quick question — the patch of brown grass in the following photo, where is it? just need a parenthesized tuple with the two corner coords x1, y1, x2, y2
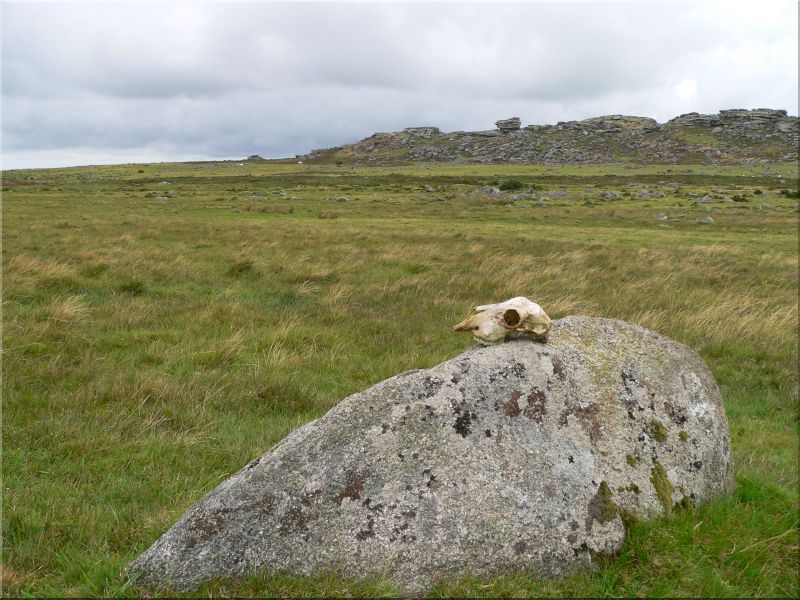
(44, 295, 90, 325)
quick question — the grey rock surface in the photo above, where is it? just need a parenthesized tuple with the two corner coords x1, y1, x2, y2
(129, 316, 734, 593)
(495, 117, 522, 132)
(473, 185, 503, 196)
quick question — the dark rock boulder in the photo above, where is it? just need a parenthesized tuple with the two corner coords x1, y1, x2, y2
(129, 316, 734, 593)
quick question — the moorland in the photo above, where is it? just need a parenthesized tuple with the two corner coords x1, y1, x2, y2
(2, 160, 798, 596)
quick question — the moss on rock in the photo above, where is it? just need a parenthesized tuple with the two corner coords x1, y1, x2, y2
(675, 495, 694, 511)
(619, 507, 639, 528)
(649, 419, 668, 443)
(651, 461, 674, 514)
(597, 481, 618, 523)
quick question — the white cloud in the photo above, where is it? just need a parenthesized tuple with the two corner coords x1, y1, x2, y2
(672, 80, 697, 100)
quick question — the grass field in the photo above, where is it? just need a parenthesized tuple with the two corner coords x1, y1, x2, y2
(3, 161, 798, 597)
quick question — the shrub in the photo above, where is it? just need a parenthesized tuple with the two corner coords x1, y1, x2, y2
(498, 179, 524, 191)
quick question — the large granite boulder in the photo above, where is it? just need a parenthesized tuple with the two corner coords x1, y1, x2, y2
(129, 316, 734, 593)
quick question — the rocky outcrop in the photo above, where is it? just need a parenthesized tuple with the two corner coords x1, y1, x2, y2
(302, 109, 798, 165)
(129, 316, 734, 594)
(554, 115, 659, 134)
(495, 117, 522, 132)
(720, 108, 787, 123)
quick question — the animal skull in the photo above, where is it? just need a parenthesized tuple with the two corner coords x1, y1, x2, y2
(453, 296, 551, 344)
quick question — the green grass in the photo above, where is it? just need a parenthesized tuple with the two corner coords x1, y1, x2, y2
(667, 125, 722, 146)
(2, 161, 798, 597)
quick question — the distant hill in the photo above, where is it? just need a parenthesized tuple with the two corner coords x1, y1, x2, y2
(301, 109, 798, 165)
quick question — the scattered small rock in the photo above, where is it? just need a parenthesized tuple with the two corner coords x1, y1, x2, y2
(507, 192, 534, 201)
(542, 190, 570, 198)
(474, 186, 503, 196)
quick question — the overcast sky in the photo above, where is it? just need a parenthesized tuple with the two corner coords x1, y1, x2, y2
(2, 1, 797, 169)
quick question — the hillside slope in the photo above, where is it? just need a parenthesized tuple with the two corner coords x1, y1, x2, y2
(302, 109, 798, 165)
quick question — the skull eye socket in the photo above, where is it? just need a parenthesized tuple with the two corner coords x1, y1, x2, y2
(502, 309, 521, 327)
